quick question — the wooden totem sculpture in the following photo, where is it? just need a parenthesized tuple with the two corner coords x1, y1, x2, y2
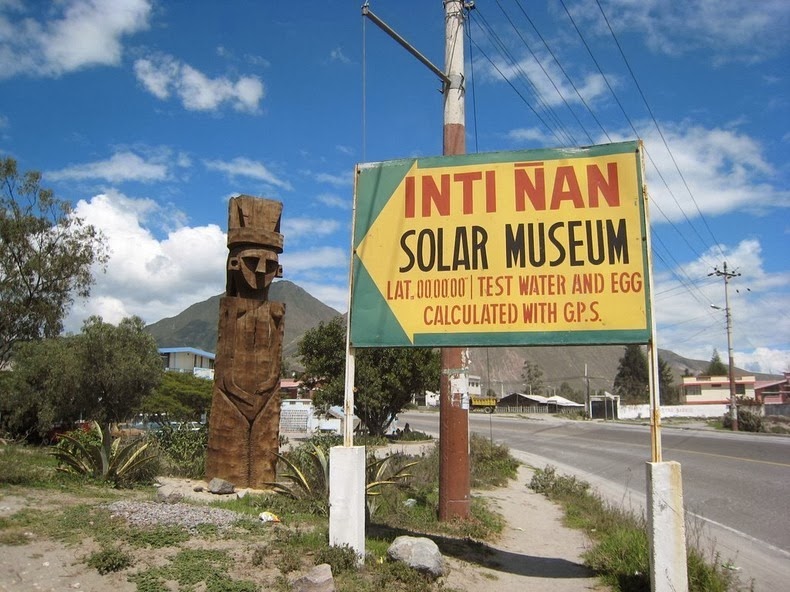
(205, 195, 285, 488)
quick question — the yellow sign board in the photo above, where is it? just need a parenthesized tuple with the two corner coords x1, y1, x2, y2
(350, 141, 651, 347)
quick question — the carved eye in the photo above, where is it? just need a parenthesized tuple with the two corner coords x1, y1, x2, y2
(266, 259, 280, 274)
(229, 257, 239, 268)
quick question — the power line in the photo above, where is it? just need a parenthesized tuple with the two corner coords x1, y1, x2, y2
(593, 0, 725, 261)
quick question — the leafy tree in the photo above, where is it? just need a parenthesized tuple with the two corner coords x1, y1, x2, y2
(521, 359, 544, 395)
(139, 371, 213, 422)
(3, 316, 162, 446)
(298, 316, 440, 435)
(0, 157, 107, 364)
(76, 316, 163, 427)
(705, 349, 728, 376)
(658, 356, 679, 404)
(0, 335, 81, 438)
(558, 381, 583, 403)
(613, 345, 649, 402)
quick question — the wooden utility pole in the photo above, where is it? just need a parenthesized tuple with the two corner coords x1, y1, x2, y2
(710, 262, 741, 431)
(438, 0, 470, 521)
(362, 0, 471, 521)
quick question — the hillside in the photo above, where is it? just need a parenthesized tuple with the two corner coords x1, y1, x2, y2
(148, 280, 776, 389)
(145, 280, 340, 367)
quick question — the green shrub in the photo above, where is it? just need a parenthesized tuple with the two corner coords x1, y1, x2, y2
(87, 547, 134, 574)
(152, 423, 207, 478)
(396, 429, 432, 441)
(470, 433, 519, 488)
(313, 543, 359, 574)
(722, 409, 763, 432)
(529, 465, 590, 499)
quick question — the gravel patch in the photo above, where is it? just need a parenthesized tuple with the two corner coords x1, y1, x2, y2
(106, 500, 249, 532)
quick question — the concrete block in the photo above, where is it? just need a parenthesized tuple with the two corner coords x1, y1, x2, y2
(646, 461, 689, 592)
(329, 446, 366, 562)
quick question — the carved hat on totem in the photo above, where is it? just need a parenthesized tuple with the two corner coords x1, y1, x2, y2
(227, 195, 283, 254)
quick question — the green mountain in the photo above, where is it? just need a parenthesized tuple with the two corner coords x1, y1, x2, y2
(145, 280, 340, 368)
(148, 280, 777, 389)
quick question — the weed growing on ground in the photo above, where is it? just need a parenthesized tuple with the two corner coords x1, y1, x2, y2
(0, 442, 76, 487)
(469, 433, 520, 488)
(314, 543, 359, 574)
(529, 465, 743, 592)
(150, 423, 207, 478)
(87, 547, 135, 574)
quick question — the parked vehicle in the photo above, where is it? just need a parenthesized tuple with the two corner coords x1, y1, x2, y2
(470, 396, 497, 413)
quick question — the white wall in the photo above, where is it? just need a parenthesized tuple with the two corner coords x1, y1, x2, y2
(618, 404, 728, 420)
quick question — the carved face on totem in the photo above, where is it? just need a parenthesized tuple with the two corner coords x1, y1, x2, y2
(227, 247, 280, 299)
(228, 247, 280, 292)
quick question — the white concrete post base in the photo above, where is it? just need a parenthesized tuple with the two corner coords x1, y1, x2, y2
(329, 446, 366, 563)
(646, 461, 689, 592)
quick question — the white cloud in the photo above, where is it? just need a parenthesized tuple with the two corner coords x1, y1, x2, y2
(568, 0, 790, 62)
(296, 281, 348, 313)
(507, 127, 553, 144)
(281, 246, 347, 274)
(317, 193, 351, 210)
(312, 171, 354, 187)
(637, 124, 790, 222)
(61, 191, 351, 332)
(654, 240, 790, 374)
(47, 150, 169, 183)
(0, 0, 151, 79)
(134, 53, 264, 113)
(64, 190, 226, 330)
(204, 157, 292, 190)
(330, 47, 350, 64)
(478, 52, 611, 109)
(282, 217, 342, 239)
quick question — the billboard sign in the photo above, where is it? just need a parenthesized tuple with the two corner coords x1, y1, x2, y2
(349, 141, 650, 347)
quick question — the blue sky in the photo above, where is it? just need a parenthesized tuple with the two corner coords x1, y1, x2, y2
(1, 0, 788, 373)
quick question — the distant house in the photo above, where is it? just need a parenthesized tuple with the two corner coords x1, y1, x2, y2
(468, 375, 482, 397)
(755, 372, 790, 405)
(682, 375, 756, 404)
(279, 378, 301, 399)
(159, 347, 215, 379)
(279, 398, 360, 435)
(497, 392, 583, 413)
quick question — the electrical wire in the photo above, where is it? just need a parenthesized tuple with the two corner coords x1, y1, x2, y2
(593, 0, 726, 261)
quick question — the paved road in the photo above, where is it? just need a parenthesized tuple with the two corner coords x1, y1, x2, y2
(401, 411, 790, 591)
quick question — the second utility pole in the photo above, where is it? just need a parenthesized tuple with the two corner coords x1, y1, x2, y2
(710, 262, 741, 431)
(439, 0, 470, 521)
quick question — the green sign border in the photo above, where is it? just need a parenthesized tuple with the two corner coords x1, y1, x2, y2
(350, 141, 651, 348)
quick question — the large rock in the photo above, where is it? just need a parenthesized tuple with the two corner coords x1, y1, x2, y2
(207, 477, 235, 495)
(291, 563, 335, 592)
(387, 535, 447, 579)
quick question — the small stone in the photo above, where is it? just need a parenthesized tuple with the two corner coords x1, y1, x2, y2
(292, 563, 335, 592)
(387, 535, 447, 579)
(156, 489, 184, 504)
(208, 477, 235, 495)
(193, 486, 204, 492)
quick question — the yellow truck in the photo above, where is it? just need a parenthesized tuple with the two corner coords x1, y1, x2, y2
(469, 396, 497, 413)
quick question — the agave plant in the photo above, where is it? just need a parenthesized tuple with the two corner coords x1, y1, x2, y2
(365, 454, 419, 518)
(51, 421, 156, 486)
(267, 442, 329, 501)
(267, 443, 419, 518)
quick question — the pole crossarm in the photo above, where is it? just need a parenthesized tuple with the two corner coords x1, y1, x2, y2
(362, 5, 452, 87)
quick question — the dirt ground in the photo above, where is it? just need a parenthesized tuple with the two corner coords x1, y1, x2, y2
(0, 462, 605, 592)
